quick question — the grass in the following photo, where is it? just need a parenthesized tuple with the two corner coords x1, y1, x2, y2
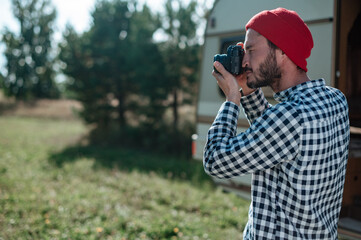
(0, 116, 250, 239)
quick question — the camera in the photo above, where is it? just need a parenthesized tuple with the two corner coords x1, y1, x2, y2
(213, 44, 244, 75)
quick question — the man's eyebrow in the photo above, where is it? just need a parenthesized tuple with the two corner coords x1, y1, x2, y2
(245, 44, 253, 51)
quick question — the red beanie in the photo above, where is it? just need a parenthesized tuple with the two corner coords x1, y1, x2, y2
(245, 8, 313, 72)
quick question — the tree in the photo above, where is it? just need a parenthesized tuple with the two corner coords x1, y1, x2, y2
(59, 0, 167, 146)
(1, 0, 59, 99)
(158, 0, 201, 149)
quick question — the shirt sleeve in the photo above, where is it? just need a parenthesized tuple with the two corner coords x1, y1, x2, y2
(203, 97, 301, 179)
(240, 88, 271, 123)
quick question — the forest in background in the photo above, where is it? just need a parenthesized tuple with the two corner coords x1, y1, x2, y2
(0, 0, 211, 157)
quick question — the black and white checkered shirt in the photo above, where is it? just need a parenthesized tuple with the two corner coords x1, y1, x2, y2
(203, 79, 350, 239)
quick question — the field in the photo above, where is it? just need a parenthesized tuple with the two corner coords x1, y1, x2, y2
(0, 101, 250, 239)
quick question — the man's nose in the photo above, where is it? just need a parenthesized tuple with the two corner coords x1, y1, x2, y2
(242, 52, 249, 68)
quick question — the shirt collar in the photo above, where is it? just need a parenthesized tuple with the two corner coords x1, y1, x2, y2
(273, 79, 325, 102)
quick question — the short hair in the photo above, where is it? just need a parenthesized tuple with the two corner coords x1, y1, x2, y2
(267, 39, 278, 50)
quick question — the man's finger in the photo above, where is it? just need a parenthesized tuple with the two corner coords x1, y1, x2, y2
(213, 61, 231, 78)
(212, 73, 225, 88)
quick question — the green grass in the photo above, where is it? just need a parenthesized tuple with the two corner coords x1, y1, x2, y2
(0, 116, 250, 239)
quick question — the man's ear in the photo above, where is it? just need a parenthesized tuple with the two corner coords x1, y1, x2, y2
(278, 49, 287, 60)
(275, 48, 285, 60)
(276, 48, 290, 67)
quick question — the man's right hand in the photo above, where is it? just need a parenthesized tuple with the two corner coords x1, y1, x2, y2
(235, 71, 256, 97)
(213, 61, 242, 105)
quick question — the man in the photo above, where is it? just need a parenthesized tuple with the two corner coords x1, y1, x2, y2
(203, 8, 350, 239)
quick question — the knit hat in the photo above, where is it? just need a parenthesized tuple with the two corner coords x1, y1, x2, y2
(245, 8, 313, 72)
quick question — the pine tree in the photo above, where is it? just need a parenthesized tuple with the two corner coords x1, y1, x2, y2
(1, 0, 59, 99)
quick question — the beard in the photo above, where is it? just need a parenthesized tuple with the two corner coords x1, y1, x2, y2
(246, 49, 282, 89)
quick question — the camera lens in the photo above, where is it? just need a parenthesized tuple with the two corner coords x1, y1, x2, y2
(214, 54, 228, 73)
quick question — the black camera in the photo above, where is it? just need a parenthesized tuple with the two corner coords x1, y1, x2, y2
(213, 44, 244, 75)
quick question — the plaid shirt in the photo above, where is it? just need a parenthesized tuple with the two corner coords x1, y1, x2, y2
(203, 79, 350, 239)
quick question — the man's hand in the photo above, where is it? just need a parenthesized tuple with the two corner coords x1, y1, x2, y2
(212, 61, 255, 105)
(212, 61, 241, 105)
(235, 70, 255, 97)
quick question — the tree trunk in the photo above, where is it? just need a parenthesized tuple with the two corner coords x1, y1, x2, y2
(172, 88, 181, 154)
(117, 94, 126, 128)
(172, 88, 178, 133)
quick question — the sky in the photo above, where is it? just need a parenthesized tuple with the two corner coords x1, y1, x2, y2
(0, 0, 214, 74)
(0, 0, 169, 35)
